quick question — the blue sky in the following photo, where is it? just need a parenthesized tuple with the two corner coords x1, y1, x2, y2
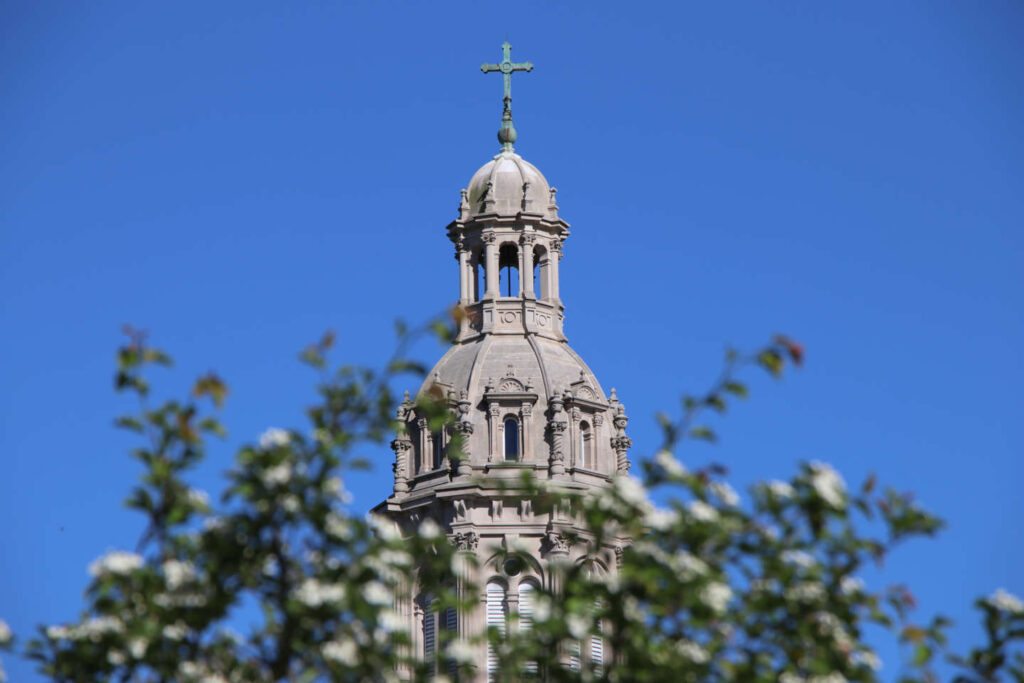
(1, 2, 1021, 679)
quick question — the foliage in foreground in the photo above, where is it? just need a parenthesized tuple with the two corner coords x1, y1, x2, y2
(0, 321, 1021, 682)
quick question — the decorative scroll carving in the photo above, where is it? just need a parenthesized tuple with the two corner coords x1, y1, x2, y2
(614, 545, 625, 568)
(482, 230, 497, 244)
(577, 385, 596, 399)
(452, 531, 479, 552)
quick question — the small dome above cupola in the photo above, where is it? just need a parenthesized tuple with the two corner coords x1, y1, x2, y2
(465, 151, 552, 218)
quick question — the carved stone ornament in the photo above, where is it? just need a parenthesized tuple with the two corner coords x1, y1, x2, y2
(544, 529, 570, 554)
(482, 231, 497, 244)
(614, 545, 625, 568)
(452, 531, 479, 552)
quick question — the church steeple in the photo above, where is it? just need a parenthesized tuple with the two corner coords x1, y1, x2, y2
(375, 45, 631, 679)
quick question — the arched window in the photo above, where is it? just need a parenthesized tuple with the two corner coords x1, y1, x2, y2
(473, 250, 483, 302)
(485, 581, 508, 680)
(579, 421, 593, 470)
(432, 430, 445, 470)
(503, 417, 520, 461)
(499, 243, 519, 297)
(533, 245, 549, 300)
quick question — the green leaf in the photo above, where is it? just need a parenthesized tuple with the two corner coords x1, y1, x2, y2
(723, 381, 748, 398)
(689, 426, 716, 442)
(757, 349, 783, 377)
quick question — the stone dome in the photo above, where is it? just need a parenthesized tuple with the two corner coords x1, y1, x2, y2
(420, 335, 605, 406)
(465, 150, 551, 218)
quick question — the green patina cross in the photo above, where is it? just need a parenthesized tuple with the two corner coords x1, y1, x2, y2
(480, 41, 533, 108)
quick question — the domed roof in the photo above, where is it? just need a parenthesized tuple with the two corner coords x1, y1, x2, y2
(420, 335, 605, 405)
(465, 150, 551, 218)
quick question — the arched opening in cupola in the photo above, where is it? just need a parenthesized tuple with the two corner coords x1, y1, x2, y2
(503, 416, 520, 461)
(473, 249, 484, 302)
(533, 245, 550, 300)
(499, 243, 519, 297)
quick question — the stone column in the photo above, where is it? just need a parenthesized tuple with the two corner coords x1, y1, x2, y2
(390, 436, 412, 493)
(521, 402, 532, 462)
(550, 239, 563, 304)
(520, 234, 535, 299)
(548, 393, 567, 476)
(458, 245, 470, 304)
(483, 232, 498, 299)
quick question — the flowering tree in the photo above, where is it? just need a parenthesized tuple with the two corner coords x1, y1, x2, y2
(0, 322, 1021, 682)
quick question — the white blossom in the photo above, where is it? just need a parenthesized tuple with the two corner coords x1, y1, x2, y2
(566, 614, 589, 639)
(700, 582, 732, 612)
(162, 559, 196, 590)
(202, 516, 227, 533)
(323, 637, 359, 666)
(379, 609, 405, 634)
(809, 674, 848, 683)
(367, 514, 401, 542)
(779, 674, 805, 683)
(107, 650, 126, 666)
(326, 512, 354, 540)
(987, 588, 1024, 614)
(324, 476, 353, 503)
(643, 507, 679, 531)
(781, 550, 815, 569)
(88, 550, 143, 578)
(674, 551, 709, 580)
(766, 480, 795, 499)
(259, 427, 291, 449)
(786, 581, 826, 603)
(295, 578, 346, 607)
(418, 518, 442, 540)
(162, 622, 188, 640)
(613, 475, 650, 508)
(446, 639, 476, 664)
(688, 500, 719, 523)
(187, 488, 209, 509)
(363, 580, 393, 606)
(128, 637, 148, 659)
(655, 450, 687, 478)
(710, 481, 740, 507)
(853, 649, 882, 671)
(534, 596, 553, 623)
(0, 620, 10, 645)
(46, 625, 70, 641)
(840, 575, 865, 596)
(281, 494, 300, 513)
(675, 639, 709, 664)
(809, 461, 846, 508)
(261, 463, 292, 487)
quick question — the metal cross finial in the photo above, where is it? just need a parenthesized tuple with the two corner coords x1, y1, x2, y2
(481, 41, 533, 151)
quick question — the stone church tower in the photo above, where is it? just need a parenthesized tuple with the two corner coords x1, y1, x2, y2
(374, 43, 632, 680)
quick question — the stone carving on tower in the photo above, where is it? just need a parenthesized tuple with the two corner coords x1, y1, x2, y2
(372, 42, 632, 680)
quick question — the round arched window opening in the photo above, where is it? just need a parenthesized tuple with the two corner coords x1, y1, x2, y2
(503, 557, 524, 576)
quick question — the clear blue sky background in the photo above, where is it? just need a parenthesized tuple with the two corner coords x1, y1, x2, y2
(2, 2, 1021, 680)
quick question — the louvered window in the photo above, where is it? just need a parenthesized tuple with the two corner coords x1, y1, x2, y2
(485, 581, 508, 680)
(590, 600, 604, 675)
(422, 594, 436, 678)
(518, 581, 538, 674)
